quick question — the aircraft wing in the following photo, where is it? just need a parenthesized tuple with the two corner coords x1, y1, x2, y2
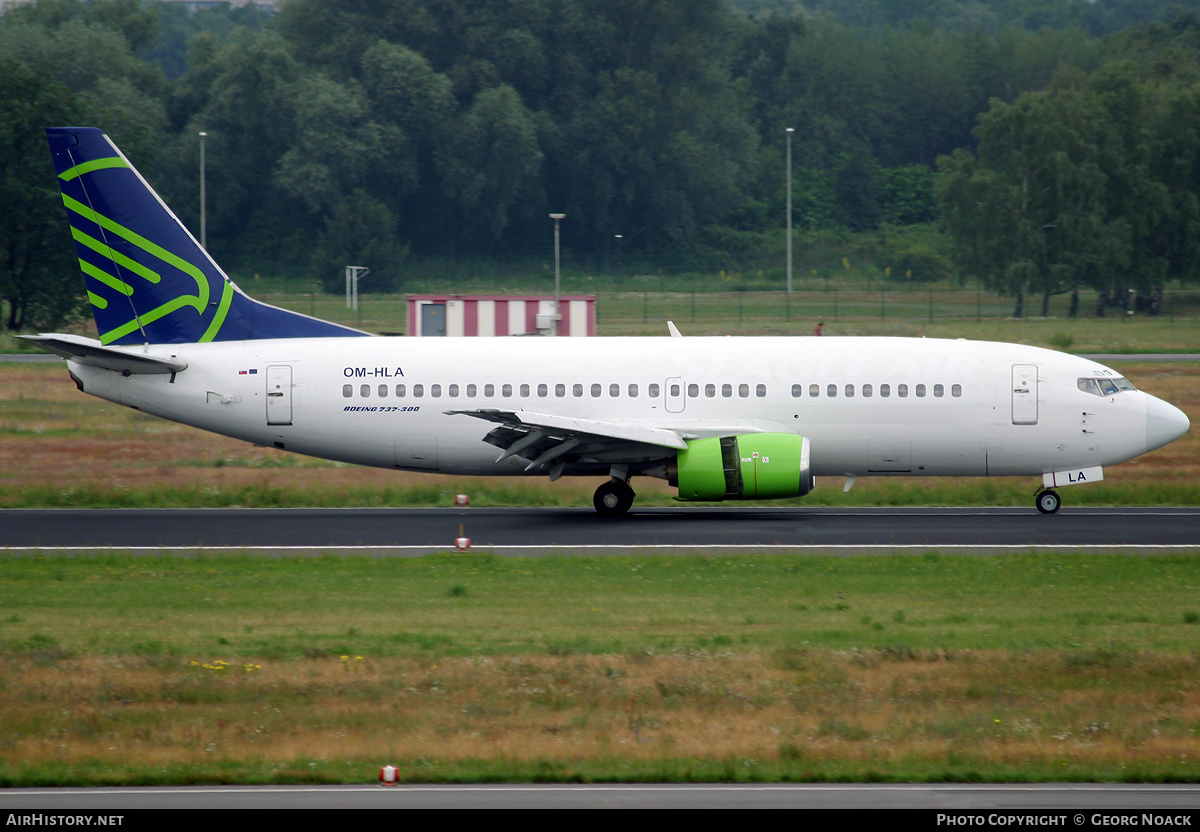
(18, 334, 188, 375)
(446, 408, 687, 476)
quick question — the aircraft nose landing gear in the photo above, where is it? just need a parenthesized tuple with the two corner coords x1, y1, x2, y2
(594, 479, 636, 516)
(1035, 489, 1061, 514)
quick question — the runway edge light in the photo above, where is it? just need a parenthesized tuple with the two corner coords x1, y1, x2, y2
(455, 494, 469, 506)
(379, 765, 398, 785)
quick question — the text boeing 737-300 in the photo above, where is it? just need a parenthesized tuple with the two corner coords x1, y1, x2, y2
(23, 127, 1190, 516)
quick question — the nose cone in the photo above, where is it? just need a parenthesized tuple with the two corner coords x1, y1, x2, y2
(1146, 394, 1190, 453)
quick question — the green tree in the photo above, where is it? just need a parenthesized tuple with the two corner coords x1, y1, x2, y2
(831, 147, 882, 230)
(142, 0, 271, 80)
(1146, 79, 1200, 296)
(937, 80, 1129, 316)
(311, 190, 408, 293)
(273, 75, 386, 215)
(0, 61, 89, 331)
(438, 84, 544, 247)
(0, 8, 165, 104)
(153, 29, 309, 275)
(4, 0, 160, 54)
(0, 1, 168, 329)
(359, 39, 456, 237)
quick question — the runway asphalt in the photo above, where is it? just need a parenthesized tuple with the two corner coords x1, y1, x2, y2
(1, 506, 1197, 552)
(3, 783, 1200, 810)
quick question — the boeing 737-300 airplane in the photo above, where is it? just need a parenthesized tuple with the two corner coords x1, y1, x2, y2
(24, 127, 1191, 515)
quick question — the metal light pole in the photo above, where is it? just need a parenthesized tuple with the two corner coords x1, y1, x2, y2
(199, 131, 208, 251)
(550, 213, 565, 336)
(786, 127, 794, 298)
(614, 234, 623, 278)
(346, 266, 370, 311)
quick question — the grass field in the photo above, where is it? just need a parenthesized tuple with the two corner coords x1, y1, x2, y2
(1, 552, 1199, 785)
(1, 303, 1198, 785)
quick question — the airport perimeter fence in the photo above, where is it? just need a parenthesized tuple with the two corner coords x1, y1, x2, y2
(261, 285, 1200, 349)
(326, 254, 1200, 324)
(254, 253, 1200, 337)
(593, 287, 1200, 329)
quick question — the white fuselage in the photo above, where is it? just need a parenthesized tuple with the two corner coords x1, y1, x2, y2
(66, 336, 1174, 481)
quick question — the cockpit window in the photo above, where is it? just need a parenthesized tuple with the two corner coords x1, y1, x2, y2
(1078, 376, 1136, 396)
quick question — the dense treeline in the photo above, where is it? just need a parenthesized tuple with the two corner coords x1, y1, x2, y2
(731, 0, 1200, 37)
(938, 48, 1200, 317)
(3, 0, 1200, 329)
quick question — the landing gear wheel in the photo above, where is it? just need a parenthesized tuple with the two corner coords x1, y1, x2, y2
(594, 480, 635, 516)
(1036, 490, 1061, 514)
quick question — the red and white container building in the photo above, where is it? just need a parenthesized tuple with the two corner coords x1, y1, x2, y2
(406, 295, 596, 337)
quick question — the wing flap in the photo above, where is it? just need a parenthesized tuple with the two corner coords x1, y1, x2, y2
(447, 408, 686, 471)
(448, 408, 687, 450)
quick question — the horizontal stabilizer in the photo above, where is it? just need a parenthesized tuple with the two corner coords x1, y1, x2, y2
(18, 334, 187, 375)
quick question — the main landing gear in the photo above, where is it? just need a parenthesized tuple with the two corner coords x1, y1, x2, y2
(1035, 489, 1061, 514)
(594, 478, 636, 516)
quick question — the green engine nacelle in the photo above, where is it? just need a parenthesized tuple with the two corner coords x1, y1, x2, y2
(675, 433, 813, 501)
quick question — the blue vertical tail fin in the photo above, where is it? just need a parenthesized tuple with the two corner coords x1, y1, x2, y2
(46, 127, 369, 344)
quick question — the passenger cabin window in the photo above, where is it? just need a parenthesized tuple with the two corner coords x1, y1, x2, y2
(916, 384, 926, 398)
(649, 384, 660, 398)
(756, 384, 767, 397)
(342, 384, 353, 398)
(809, 384, 819, 397)
(556, 383, 566, 397)
(628, 384, 638, 397)
(610, 383, 620, 397)
(502, 384, 512, 397)
(827, 384, 837, 398)
(573, 384, 584, 397)
(449, 384, 459, 397)
(484, 384, 494, 397)
(952, 384, 962, 397)
(791, 384, 802, 397)
(880, 384, 890, 398)
(431, 384, 441, 397)
(862, 384, 873, 398)
(688, 383, 699, 397)
(591, 383, 601, 397)
(739, 384, 749, 398)
(466, 384, 476, 397)
(538, 384, 548, 397)
(723, 384, 733, 398)
(933, 384, 944, 397)
(361, 384, 371, 398)
(705, 383, 715, 397)
(519, 383, 530, 397)
(396, 384, 407, 397)
(413, 384, 424, 398)
(378, 384, 388, 397)
(845, 384, 855, 398)
(898, 384, 908, 398)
